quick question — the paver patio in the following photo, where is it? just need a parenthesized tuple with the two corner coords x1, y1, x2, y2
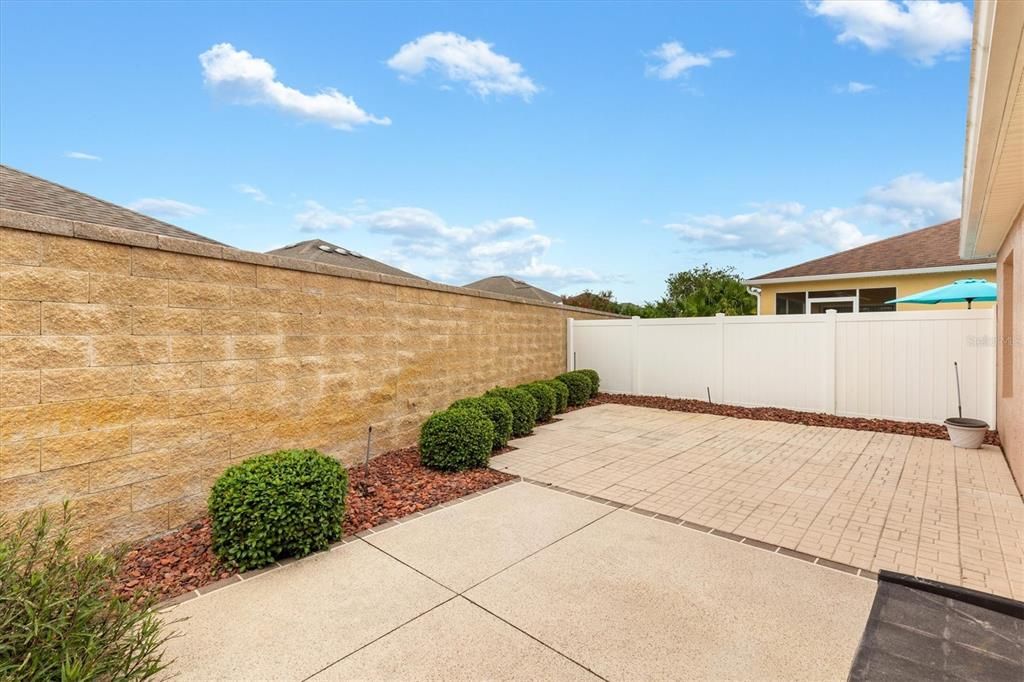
(493, 403, 1024, 600)
(163, 482, 875, 680)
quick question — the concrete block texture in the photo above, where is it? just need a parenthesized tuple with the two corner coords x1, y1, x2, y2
(0, 224, 614, 547)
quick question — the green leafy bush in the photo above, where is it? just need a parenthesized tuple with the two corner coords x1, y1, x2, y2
(0, 505, 174, 682)
(484, 386, 538, 437)
(544, 379, 569, 413)
(556, 372, 592, 406)
(450, 396, 513, 449)
(420, 407, 495, 471)
(577, 369, 601, 397)
(209, 449, 348, 571)
(518, 382, 556, 422)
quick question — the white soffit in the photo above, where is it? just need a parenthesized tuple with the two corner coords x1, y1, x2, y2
(961, 1, 1024, 259)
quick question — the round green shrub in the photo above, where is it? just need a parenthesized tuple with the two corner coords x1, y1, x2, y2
(419, 407, 495, 471)
(518, 382, 556, 423)
(544, 379, 569, 413)
(209, 449, 348, 571)
(577, 369, 600, 397)
(556, 372, 592, 406)
(484, 386, 538, 437)
(450, 396, 513, 449)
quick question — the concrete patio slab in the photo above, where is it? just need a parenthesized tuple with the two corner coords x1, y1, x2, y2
(465, 508, 876, 681)
(311, 597, 600, 681)
(364, 482, 612, 592)
(495, 403, 1024, 599)
(161, 541, 454, 681)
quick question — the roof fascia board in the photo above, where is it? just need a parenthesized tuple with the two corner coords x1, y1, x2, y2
(744, 262, 997, 286)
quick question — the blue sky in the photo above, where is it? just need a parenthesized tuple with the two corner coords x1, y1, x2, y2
(0, 1, 974, 301)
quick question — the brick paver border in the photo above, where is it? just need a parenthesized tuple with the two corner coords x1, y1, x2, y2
(518, 478, 879, 582)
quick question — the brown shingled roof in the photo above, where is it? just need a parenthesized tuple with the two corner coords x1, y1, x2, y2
(463, 275, 561, 303)
(266, 239, 425, 281)
(748, 219, 995, 281)
(0, 164, 221, 244)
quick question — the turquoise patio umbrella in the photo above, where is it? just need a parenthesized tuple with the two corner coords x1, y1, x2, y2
(886, 279, 997, 310)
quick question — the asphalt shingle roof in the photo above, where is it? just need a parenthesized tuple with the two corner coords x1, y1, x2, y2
(463, 275, 561, 303)
(749, 219, 995, 281)
(266, 239, 425, 280)
(0, 164, 222, 244)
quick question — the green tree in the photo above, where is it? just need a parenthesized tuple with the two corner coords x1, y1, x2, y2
(663, 264, 756, 316)
(561, 265, 755, 318)
(560, 289, 620, 313)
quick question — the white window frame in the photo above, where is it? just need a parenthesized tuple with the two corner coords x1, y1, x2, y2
(805, 293, 858, 314)
(774, 286, 900, 315)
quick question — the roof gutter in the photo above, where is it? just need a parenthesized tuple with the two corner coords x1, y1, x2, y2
(745, 286, 761, 315)
(743, 262, 997, 287)
(960, 0, 997, 259)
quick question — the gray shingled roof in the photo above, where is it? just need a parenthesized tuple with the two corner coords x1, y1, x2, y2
(0, 164, 222, 244)
(266, 239, 425, 280)
(748, 219, 995, 281)
(463, 275, 561, 303)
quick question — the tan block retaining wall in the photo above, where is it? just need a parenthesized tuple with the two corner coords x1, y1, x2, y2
(0, 209, 618, 547)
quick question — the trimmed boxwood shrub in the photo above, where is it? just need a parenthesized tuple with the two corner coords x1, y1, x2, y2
(578, 369, 600, 397)
(420, 407, 495, 471)
(518, 382, 556, 423)
(544, 379, 569, 413)
(450, 396, 513, 449)
(484, 386, 538, 437)
(556, 372, 592, 406)
(209, 449, 348, 571)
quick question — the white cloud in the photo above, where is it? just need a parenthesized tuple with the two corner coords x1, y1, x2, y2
(665, 173, 961, 256)
(863, 172, 961, 222)
(515, 260, 600, 284)
(645, 42, 734, 80)
(808, 1, 972, 65)
(351, 207, 599, 286)
(294, 200, 353, 232)
(834, 80, 875, 94)
(360, 206, 466, 239)
(386, 32, 539, 99)
(666, 202, 872, 256)
(199, 43, 390, 130)
(65, 151, 101, 161)
(129, 198, 206, 219)
(468, 234, 552, 259)
(234, 183, 270, 203)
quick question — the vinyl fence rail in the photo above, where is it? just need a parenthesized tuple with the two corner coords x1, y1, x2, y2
(568, 309, 997, 427)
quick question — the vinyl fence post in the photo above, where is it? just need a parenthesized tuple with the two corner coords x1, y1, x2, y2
(630, 316, 641, 394)
(824, 309, 837, 415)
(986, 308, 997, 428)
(715, 313, 725, 404)
(566, 317, 574, 373)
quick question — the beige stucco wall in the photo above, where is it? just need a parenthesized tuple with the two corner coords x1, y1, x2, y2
(0, 215, 615, 547)
(996, 209, 1022, 490)
(756, 270, 997, 315)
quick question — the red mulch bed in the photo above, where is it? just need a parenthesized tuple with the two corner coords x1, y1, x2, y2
(114, 518, 228, 603)
(114, 447, 514, 604)
(593, 393, 1001, 446)
(342, 446, 513, 534)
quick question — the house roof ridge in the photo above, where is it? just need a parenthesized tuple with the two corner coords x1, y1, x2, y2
(0, 164, 222, 245)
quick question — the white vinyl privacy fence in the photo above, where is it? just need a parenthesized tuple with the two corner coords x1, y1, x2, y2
(568, 309, 997, 427)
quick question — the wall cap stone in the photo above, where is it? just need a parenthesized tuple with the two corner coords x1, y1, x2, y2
(0, 208, 626, 318)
